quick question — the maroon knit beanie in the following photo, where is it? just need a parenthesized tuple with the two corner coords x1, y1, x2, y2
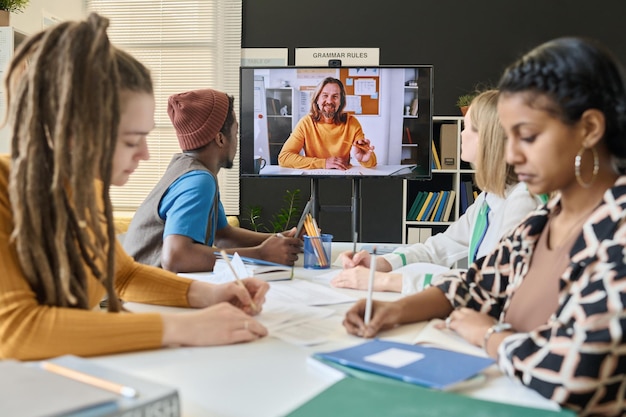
(167, 88, 230, 151)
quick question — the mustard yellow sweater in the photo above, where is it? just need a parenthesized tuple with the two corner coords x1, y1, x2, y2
(0, 155, 193, 360)
(278, 114, 377, 169)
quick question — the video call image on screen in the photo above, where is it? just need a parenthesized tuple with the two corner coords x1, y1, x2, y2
(239, 66, 433, 178)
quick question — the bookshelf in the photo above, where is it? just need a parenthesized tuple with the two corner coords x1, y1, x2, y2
(401, 68, 429, 166)
(266, 87, 294, 164)
(402, 116, 477, 244)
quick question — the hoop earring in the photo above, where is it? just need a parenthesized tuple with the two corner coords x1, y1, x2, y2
(575, 146, 599, 188)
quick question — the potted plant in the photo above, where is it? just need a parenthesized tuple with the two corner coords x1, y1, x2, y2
(0, 0, 29, 26)
(456, 93, 476, 116)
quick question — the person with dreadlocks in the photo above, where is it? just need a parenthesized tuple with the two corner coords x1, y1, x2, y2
(0, 13, 268, 361)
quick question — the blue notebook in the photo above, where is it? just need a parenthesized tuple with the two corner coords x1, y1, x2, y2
(313, 339, 495, 390)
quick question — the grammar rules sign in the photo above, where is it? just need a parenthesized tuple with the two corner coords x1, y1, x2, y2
(295, 48, 380, 66)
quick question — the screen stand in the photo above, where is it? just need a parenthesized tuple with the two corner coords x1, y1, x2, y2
(309, 177, 361, 241)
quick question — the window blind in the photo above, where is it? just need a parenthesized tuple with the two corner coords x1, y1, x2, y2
(86, 0, 241, 214)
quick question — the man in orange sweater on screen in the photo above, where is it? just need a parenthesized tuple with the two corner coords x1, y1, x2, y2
(278, 77, 377, 170)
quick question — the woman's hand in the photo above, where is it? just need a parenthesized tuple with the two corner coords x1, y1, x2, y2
(331, 266, 401, 292)
(161, 302, 268, 347)
(340, 250, 393, 272)
(340, 249, 371, 268)
(343, 299, 403, 338)
(435, 307, 496, 347)
(188, 278, 269, 315)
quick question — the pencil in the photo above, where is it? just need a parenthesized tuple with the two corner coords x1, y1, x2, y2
(310, 216, 328, 266)
(364, 247, 377, 326)
(353, 142, 373, 153)
(303, 215, 328, 267)
(41, 361, 138, 398)
(219, 250, 258, 311)
(303, 217, 325, 267)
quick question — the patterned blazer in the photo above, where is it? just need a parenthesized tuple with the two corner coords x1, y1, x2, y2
(435, 176, 626, 416)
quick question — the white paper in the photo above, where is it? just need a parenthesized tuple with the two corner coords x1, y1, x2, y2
(354, 78, 377, 95)
(258, 301, 334, 330)
(271, 317, 341, 346)
(267, 280, 356, 306)
(364, 348, 424, 368)
(344, 95, 362, 113)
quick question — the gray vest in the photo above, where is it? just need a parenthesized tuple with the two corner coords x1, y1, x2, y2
(123, 153, 218, 267)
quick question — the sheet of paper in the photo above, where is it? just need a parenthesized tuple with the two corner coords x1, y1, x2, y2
(271, 315, 342, 346)
(178, 266, 234, 284)
(364, 348, 424, 368)
(267, 280, 357, 306)
(258, 301, 334, 330)
(413, 319, 487, 358)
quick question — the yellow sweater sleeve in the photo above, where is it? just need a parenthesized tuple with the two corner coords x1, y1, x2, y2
(278, 115, 377, 169)
(0, 155, 193, 360)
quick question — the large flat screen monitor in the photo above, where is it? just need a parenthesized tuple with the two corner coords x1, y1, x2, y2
(239, 65, 433, 178)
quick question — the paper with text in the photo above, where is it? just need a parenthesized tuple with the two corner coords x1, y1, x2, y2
(267, 280, 356, 306)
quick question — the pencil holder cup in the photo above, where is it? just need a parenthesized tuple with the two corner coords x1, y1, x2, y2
(303, 234, 333, 269)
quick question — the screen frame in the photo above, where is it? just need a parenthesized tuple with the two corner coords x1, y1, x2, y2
(239, 65, 434, 179)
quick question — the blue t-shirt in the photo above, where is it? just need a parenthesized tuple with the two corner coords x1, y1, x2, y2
(158, 170, 228, 245)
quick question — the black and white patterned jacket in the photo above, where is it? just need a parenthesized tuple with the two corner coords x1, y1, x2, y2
(436, 176, 626, 416)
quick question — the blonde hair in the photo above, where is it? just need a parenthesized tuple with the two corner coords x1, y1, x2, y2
(5, 13, 152, 312)
(471, 90, 517, 197)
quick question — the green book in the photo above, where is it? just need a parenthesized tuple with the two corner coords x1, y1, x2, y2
(407, 191, 427, 221)
(284, 377, 576, 417)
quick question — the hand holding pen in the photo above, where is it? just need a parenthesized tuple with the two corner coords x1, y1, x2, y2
(353, 138, 375, 162)
(219, 250, 267, 314)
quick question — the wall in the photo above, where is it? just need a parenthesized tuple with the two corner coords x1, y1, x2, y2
(242, 0, 626, 116)
(240, 0, 626, 242)
(0, 0, 84, 154)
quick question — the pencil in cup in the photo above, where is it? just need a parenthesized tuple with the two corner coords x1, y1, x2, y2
(302, 214, 330, 268)
(303, 234, 332, 269)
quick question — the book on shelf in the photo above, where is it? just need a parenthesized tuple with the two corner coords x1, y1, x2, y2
(409, 98, 419, 116)
(428, 191, 445, 222)
(419, 191, 439, 221)
(0, 355, 180, 417)
(266, 97, 281, 115)
(433, 190, 449, 222)
(431, 140, 441, 169)
(464, 181, 476, 206)
(312, 339, 494, 391)
(460, 182, 468, 215)
(404, 127, 413, 144)
(415, 192, 434, 221)
(439, 124, 458, 168)
(443, 190, 456, 221)
(407, 191, 427, 221)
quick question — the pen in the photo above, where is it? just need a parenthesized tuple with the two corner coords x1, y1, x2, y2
(364, 247, 377, 326)
(41, 361, 138, 398)
(220, 250, 258, 311)
(353, 142, 373, 153)
(352, 232, 358, 257)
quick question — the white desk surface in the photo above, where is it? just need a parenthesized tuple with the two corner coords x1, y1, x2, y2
(90, 242, 561, 417)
